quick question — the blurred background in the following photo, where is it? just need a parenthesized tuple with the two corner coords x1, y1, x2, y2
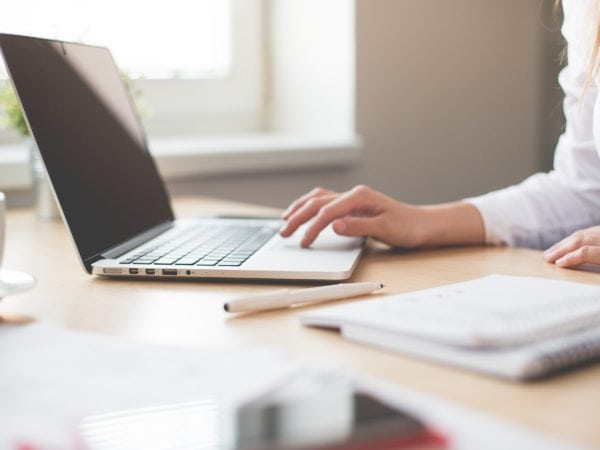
(0, 0, 566, 209)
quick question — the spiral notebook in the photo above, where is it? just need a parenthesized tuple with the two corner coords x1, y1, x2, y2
(300, 275, 600, 380)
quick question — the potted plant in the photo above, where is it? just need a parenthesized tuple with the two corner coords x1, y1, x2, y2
(0, 74, 146, 219)
(0, 80, 61, 219)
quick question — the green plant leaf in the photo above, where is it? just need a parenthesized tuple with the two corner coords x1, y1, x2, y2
(0, 80, 29, 136)
(0, 70, 147, 137)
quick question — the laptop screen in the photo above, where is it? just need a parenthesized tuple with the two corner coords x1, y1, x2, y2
(0, 34, 174, 268)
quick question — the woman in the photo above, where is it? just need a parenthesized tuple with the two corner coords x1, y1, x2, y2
(280, 0, 600, 270)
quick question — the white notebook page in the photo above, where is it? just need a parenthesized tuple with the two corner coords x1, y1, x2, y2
(301, 275, 600, 349)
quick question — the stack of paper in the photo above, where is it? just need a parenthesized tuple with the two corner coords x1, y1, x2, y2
(301, 275, 600, 380)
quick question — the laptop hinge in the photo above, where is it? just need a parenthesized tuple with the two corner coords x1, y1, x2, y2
(83, 221, 175, 269)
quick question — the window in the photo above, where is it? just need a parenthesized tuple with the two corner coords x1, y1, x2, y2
(0, 0, 264, 141)
(0, 0, 359, 190)
(0, 0, 232, 79)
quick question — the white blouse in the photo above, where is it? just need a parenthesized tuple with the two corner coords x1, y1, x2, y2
(466, 0, 600, 250)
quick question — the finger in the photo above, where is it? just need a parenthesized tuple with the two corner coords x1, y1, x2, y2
(545, 228, 600, 263)
(280, 194, 337, 238)
(544, 233, 585, 263)
(301, 189, 374, 247)
(281, 187, 334, 219)
(555, 246, 600, 268)
(332, 216, 380, 238)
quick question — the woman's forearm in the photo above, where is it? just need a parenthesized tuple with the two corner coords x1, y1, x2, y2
(417, 202, 486, 247)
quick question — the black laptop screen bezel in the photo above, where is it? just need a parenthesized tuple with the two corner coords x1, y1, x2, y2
(0, 34, 175, 272)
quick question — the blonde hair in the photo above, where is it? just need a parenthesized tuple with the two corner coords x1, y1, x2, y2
(555, 0, 600, 90)
(588, 2, 600, 84)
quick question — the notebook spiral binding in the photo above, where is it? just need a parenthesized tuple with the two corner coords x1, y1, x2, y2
(536, 332, 600, 373)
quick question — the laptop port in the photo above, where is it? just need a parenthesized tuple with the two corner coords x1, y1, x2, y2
(145, 268, 155, 275)
(129, 268, 139, 275)
(162, 269, 177, 276)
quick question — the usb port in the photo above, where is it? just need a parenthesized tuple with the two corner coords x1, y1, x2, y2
(162, 269, 177, 276)
(145, 268, 155, 275)
(129, 268, 139, 275)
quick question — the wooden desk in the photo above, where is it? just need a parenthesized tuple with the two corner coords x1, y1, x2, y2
(2, 197, 599, 447)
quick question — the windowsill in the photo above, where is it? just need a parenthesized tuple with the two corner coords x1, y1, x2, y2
(0, 133, 362, 190)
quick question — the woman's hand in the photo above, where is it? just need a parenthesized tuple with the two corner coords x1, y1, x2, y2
(279, 185, 485, 248)
(279, 185, 427, 248)
(544, 226, 600, 268)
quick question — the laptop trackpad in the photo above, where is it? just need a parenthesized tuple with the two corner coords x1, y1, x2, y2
(246, 225, 363, 272)
(272, 225, 361, 251)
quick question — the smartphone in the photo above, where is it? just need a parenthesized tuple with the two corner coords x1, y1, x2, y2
(233, 391, 448, 450)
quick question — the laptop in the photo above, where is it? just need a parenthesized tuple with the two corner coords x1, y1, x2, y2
(0, 34, 363, 281)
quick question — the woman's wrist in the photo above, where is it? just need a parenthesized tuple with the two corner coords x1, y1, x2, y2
(416, 202, 486, 247)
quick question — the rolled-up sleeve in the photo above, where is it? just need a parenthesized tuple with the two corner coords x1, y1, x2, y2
(465, 0, 600, 250)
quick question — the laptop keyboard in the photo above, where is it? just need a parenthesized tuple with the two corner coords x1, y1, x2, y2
(119, 224, 277, 267)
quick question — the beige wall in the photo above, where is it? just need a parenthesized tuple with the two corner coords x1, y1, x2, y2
(6, 1, 564, 210)
(170, 0, 566, 208)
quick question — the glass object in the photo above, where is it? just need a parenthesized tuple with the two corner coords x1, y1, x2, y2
(0, 192, 36, 298)
(29, 140, 60, 221)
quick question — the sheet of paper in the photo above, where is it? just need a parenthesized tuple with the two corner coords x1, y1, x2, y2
(0, 322, 299, 449)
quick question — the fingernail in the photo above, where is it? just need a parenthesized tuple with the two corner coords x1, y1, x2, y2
(279, 224, 288, 236)
(334, 220, 346, 233)
(555, 257, 565, 265)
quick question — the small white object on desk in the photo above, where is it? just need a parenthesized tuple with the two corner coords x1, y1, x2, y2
(224, 281, 384, 313)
